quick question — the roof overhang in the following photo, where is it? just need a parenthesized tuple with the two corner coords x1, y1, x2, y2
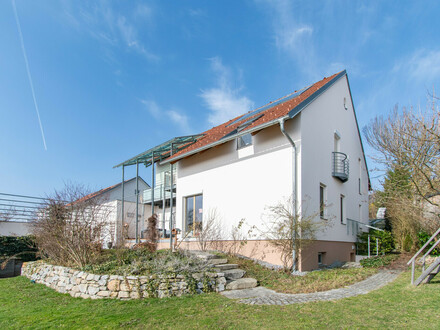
(113, 134, 205, 168)
(161, 116, 290, 165)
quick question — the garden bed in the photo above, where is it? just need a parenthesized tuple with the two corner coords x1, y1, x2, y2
(223, 254, 378, 294)
(22, 260, 226, 300)
(21, 249, 227, 300)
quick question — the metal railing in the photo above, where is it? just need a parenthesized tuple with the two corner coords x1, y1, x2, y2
(332, 152, 349, 182)
(142, 184, 176, 204)
(407, 227, 440, 285)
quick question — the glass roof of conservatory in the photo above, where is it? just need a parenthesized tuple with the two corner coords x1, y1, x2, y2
(113, 134, 205, 168)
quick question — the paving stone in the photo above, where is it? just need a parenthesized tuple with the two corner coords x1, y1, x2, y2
(229, 270, 401, 306)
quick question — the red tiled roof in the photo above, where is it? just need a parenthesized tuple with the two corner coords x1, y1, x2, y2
(166, 71, 342, 163)
(73, 177, 147, 204)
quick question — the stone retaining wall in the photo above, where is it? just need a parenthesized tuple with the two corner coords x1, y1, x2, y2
(21, 261, 226, 300)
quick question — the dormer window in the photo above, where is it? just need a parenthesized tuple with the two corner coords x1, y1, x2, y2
(237, 133, 252, 149)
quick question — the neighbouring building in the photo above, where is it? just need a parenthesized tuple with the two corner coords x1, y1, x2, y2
(116, 70, 371, 271)
(78, 177, 151, 247)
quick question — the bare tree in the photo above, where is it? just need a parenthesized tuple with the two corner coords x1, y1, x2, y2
(31, 184, 112, 268)
(364, 99, 440, 248)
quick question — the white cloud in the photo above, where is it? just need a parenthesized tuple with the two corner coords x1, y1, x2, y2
(140, 99, 160, 119)
(200, 57, 254, 126)
(62, 1, 158, 62)
(255, 0, 319, 79)
(393, 49, 440, 83)
(275, 25, 313, 52)
(140, 100, 191, 134)
(166, 110, 191, 134)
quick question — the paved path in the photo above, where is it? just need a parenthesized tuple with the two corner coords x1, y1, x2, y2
(221, 270, 401, 305)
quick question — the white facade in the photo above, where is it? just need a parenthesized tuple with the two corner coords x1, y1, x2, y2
(172, 74, 369, 247)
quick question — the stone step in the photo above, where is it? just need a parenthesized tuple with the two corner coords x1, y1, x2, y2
(208, 258, 228, 266)
(191, 251, 217, 260)
(223, 268, 246, 280)
(225, 278, 258, 290)
(216, 264, 238, 271)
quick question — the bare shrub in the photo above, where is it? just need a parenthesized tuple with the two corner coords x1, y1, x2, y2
(263, 196, 328, 271)
(227, 218, 257, 256)
(196, 209, 223, 251)
(31, 184, 111, 268)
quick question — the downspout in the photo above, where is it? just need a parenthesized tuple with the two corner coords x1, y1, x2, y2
(279, 118, 298, 272)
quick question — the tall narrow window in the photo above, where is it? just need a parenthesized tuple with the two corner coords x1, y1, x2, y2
(358, 158, 362, 194)
(185, 194, 203, 235)
(340, 194, 345, 224)
(320, 184, 326, 219)
(334, 131, 341, 152)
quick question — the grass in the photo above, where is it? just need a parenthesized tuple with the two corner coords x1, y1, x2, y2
(1, 271, 440, 329)
(223, 254, 377, 293)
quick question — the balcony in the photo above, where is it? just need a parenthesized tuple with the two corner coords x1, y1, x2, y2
(332, 152, 349, 182)
(143, 184, 176, 204)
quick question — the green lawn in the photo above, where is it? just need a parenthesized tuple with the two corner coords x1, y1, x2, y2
(1, 272, 439, 329)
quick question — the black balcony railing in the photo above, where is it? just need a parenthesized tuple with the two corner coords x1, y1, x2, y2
(332, 152, 349, 182)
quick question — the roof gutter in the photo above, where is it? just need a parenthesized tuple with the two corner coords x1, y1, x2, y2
(279, 118, 298, 273)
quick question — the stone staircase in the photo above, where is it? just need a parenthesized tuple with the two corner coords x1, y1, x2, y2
(191, 251, 258, 290)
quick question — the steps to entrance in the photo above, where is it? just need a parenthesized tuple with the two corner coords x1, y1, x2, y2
(226, 278, 258, 290)
(215, 264, 239, 271)
(223, 269, 246, 280)
(208, 258, 228, 265)
(187, 250, 258, 291)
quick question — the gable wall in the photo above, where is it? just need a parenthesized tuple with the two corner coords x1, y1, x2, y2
(300, 75, 369, 243)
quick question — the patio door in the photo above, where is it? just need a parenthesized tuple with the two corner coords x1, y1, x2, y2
(185, 194, 203, 235)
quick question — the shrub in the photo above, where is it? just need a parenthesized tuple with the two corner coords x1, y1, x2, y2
(417, 231, 440, 256)
(0, 235, 38, 262)
(357, 230, 395, 255)
(82, 249, 211, 276)
(32, 184, 111, 268)
(360, 254, 399, 268)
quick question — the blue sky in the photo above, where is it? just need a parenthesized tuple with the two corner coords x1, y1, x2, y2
(1, 0, 440, 197)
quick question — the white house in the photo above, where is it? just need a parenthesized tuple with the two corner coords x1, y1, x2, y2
(116, 70, 370, 271)
(79, 177, 151, 247)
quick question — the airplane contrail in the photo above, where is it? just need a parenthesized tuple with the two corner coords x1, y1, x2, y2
(12, 0, 47, 151)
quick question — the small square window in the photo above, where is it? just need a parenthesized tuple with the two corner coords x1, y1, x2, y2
(318, 252, 326, 264)
(237, 133, 252, 149)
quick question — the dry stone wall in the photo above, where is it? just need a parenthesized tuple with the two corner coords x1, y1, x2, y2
(22, 261, 226, 300)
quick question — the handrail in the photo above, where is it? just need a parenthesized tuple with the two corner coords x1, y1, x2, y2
(407, 227, 440, 265)
(421, 239, 440, 273)
(408, 226, 440, 285)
